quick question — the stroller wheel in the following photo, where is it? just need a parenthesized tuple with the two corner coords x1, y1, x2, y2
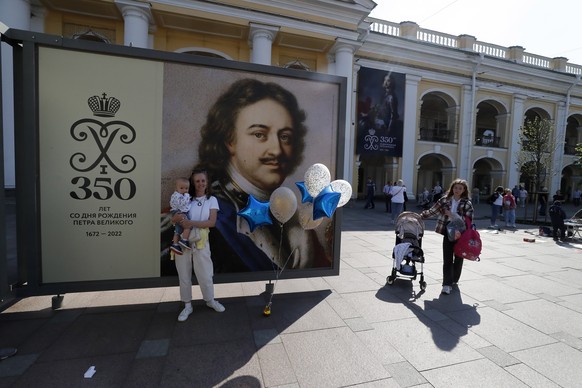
(386, 276, 395, 285)
(420, 281, 427, 291)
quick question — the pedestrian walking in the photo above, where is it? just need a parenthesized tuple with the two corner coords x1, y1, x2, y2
(364, 177, 376, 209)
(383, 181, 393, 213)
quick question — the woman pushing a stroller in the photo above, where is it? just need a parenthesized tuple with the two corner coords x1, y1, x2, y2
(420, 178, 474, 295)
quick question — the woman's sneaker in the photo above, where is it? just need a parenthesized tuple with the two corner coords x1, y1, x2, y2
(177, 305, 193, 322)
(441, 285, 452, 295)
(206, 300, 225, 312)
(170, 243, 183, 255)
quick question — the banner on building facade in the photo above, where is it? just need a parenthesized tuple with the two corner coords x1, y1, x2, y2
(356, 67, 405, 157)
(6, 28, 345, 294)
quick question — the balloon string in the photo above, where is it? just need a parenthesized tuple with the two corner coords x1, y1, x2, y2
(267, 222, 296, 306)
(268, 248, 296, 305)
(270, 222, 284, 276)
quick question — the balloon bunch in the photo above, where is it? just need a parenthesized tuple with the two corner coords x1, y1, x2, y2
(236, 163, 352, 317)
(237, 163, 352, 232)
(295, 163, 352, 227)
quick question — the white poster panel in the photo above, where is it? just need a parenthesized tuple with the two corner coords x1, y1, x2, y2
(38, 47, 163, 282)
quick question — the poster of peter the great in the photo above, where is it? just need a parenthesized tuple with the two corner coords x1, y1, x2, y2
(161, 64, 343, 276)
(356, 67, 405, 157)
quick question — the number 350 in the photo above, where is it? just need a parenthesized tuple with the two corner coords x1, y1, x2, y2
(70, 177, 136, 200)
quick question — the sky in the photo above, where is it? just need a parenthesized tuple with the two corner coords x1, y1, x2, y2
(369, 0, 582, 66)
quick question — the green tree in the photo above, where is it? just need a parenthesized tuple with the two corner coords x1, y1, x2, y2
(516, 117, 556, 195)
(575, 143, 582, 165)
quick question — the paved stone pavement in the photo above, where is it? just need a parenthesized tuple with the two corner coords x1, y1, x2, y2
(1, 200, 582, 387)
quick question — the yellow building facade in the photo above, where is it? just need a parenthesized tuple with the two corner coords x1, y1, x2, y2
(2, 0, 582, 202)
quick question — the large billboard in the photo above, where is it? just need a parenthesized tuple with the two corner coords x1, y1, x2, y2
(356, 67, 405, 157)
(4, 29, 345, 295)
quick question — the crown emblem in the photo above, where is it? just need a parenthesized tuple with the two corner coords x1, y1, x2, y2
(88, 93, 120, 117)
(368, 128, 376, 136)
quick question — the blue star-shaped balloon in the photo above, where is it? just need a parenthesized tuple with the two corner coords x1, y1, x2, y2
(237, 195, 273, 232)
(313, 184, 341, 220)
(295, 181, 314, 203)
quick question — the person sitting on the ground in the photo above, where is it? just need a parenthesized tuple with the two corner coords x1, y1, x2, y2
(549, 200, 567, 242)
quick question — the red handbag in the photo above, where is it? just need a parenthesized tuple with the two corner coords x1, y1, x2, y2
(454, 217, 481, 261)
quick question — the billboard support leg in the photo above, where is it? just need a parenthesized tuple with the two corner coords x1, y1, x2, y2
(51, 294, 64, 310)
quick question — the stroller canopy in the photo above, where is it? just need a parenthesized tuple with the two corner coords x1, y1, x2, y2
(395, 211, 425, 240)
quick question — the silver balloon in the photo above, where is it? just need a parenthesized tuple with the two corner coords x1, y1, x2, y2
(269, 187, 297, 224)
(304, 163, 331, 198)
(330, 179, 352, 207)
(298, 202, 323, 230)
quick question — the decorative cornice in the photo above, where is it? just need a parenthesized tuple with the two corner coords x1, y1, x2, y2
(152, 0, 363, 41)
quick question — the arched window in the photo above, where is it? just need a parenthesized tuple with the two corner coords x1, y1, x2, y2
(419, 93, 452, 142)
(183, 51, 225, 59)
(178, 48, 231, 60)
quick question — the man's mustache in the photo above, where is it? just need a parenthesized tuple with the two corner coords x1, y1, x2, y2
(259, 155, 290, 167)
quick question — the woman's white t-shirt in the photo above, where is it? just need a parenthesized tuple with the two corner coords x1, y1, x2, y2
(188, 195, 219, 221)
(493, 193, 503, 206)
(451, 197, 459, 214)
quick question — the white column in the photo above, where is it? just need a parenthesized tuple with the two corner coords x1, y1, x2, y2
(459, 84, 473, 182)
(551, 101, 567, 193)
(1, 0, 31, 189)
(351, 64, 360, 196)
(248, 24, 278, 65)
(331, 40, 359, 187)
(115, 0, 152, 48)
(508, 93, 527, 186)
(402, 74, 421, 193)
(0, 0, 29, 27)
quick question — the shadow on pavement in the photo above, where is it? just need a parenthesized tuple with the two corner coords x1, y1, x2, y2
(0, 290, 331, 386)
(375, 279, 480, 352)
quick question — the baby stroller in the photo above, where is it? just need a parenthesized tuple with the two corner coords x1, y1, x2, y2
(386, 211, 427, 290)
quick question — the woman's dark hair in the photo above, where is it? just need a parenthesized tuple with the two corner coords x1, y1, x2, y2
(189, 168, 212, 199)
(197, 78, 307, 181)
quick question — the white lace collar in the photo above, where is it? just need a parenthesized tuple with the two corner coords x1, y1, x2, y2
(227, 164, 271, 201)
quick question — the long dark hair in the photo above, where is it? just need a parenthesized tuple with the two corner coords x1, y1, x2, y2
(445, 178, 470, 200)
(197, 78, 307, 181)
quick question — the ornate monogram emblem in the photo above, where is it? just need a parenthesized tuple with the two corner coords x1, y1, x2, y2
(364, 128, 379, 151)
(69, 93, 137, 200)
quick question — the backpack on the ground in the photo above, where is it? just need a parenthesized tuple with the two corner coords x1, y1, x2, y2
(454, 217, 481, 261)
(538, 226, 552, 236)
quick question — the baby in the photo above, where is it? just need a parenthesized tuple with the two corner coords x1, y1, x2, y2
(169, 177, 192, 255)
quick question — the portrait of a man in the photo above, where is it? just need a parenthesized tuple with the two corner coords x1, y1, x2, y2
(356, 67, 405, 156)
(161, 63, 341, 276)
